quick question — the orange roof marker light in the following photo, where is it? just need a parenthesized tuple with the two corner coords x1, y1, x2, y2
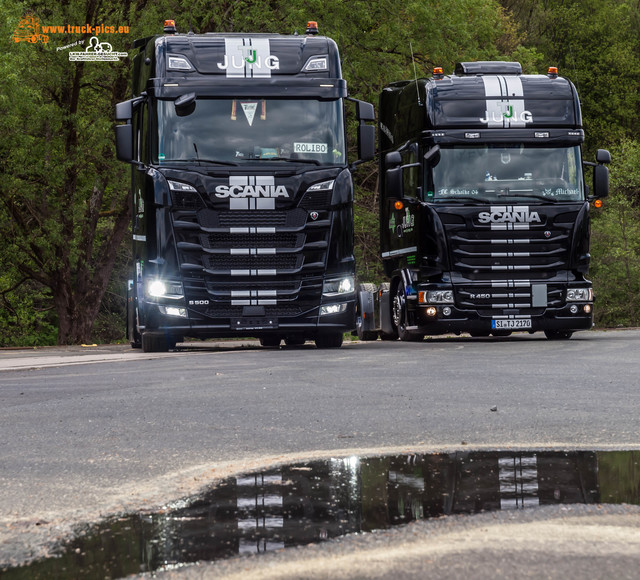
(547, 66, 558, 79)
(433, 67, 444, 80)
(306, 21, 319, 35)
(164, 19, 177, 34)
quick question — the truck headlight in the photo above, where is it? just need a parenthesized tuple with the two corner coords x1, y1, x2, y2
(320, 303, 348, 316)
(322, 276, 355, 297)
(419, 290, 454, 304)
(146, 279, 184, 300)
(567, 288, 593, 301)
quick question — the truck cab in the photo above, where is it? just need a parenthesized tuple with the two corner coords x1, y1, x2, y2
(116, 21, 374, 351)
(358, 62, 610, 341)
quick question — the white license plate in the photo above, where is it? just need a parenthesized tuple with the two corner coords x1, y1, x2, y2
(492, 318, 532, 329)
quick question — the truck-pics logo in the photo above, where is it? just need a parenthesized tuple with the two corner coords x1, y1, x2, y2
(218, 38, 279, 78)
(477, 206, 541, 224)
(12, 13, 48, 44)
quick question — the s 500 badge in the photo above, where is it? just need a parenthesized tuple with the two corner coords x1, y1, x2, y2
(189, 300, 210, 305)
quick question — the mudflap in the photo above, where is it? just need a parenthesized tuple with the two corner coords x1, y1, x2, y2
(379, 283, 395, 337)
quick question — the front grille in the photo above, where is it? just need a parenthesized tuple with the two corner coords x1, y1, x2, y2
(197, 208, 308, 230)
(450, 228, 569, 282)
(203, 254, 304, 272)
(199, 232, 304, 250)
(441, 209, 575, 313)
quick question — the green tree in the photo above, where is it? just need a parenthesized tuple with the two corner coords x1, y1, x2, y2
(0, 0, 135, 344)
(590, 139, 640, 327)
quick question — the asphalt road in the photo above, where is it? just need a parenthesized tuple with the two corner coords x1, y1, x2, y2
(1, 329, 640, 577)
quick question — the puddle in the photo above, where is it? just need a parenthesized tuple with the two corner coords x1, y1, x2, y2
(3, 450, 640, 579)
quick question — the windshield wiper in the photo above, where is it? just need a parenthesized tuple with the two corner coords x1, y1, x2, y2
(178, 158, 239, 166)
(251, 157, 321, 165)
(498, 193, 561, 203)
(432, 196, 495, 204)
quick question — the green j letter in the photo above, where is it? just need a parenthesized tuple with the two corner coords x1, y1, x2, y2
(503, 105, 514, 119)
(245, 50, 257, 64)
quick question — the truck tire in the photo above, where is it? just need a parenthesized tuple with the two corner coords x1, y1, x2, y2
(141, 332, 169, 353)
(393, 280, 423, 342)
(544, 330, 573, 340)
(356, 283, 379, 341)
(315, 333, 343, 348)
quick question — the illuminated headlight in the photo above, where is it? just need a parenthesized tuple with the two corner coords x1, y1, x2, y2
(158, 305, 188, 318)
(323, 276, 355, 297)
(146, 279, 184, 300)
(167, 180, 197, 192)
(320, 303, 348, 316)
(567, 288, 593, 301)
(419, 290, 454, 304)
(308, 180, 335, 192)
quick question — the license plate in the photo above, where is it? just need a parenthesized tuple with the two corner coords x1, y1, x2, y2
(492, 318, 532, 329)
(233, 317, 278, 330)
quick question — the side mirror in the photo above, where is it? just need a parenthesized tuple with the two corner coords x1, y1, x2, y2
(115, 124, 133, 162)
(596, 149, 611, 164)
(357, 124, 375, 162)
(355, 100, 375, 122)
(115, 100, 133, 121)
(175, 92, 196, 116)
(385, 151, 402, 168)
(593, 164, 609, 198)
(424, 145, 441, 167)
(386, 166, 403, 200)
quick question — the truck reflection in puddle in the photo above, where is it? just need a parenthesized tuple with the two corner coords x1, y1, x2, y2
(3, 450, 639, 579)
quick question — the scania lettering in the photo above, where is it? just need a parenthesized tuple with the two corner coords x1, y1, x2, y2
(356, 61, 610, 341)
(115, 20, 374, 352)
(214, 185, 290, 198)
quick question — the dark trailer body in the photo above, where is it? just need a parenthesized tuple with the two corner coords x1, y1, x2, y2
(357, 62, 610, 341)
(116, 22, 374, 351)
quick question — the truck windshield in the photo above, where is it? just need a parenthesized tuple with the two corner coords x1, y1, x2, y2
(427, 145, 584, 202)
(154, 98, 346, 166)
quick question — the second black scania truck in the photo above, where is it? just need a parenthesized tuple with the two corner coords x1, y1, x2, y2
(115, 21, 374, 351)
(357, 61, 610, 341)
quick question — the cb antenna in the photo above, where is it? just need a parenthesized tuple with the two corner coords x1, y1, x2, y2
(410, 42, 422, 105)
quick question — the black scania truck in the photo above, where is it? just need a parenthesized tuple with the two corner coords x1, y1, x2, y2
(357, 62, 610, 341)
(115, 21, 374, 351)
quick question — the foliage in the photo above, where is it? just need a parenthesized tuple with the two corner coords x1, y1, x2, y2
(590, 139, 640, 328)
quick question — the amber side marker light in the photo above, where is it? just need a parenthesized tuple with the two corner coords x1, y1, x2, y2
(594, 199, 603, 208)
(394, 201, 404, 210)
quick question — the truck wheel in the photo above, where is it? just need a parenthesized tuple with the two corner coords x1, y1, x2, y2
(544, 330, 573, 340)
(141, 332, 169, 353)
(315, 333, 343, 348)
(260, 337, 281, 348)
(356, 283, 379, 341)
(393, 280, 423, 342)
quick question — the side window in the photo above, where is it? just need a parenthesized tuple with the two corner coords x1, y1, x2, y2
(401, 143, 420, 199)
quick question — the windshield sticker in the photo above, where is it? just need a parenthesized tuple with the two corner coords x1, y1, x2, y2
(241, 102, 257, 126)
(438, 188, 480, 196)
(294, 142, 328, 154)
